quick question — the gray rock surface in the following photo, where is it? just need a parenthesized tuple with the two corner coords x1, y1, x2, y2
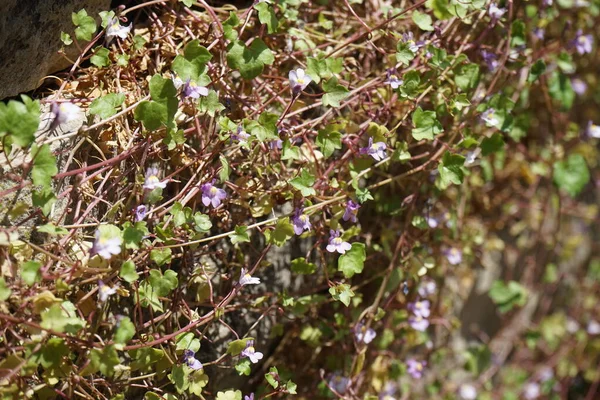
(0, 0, 111, 100)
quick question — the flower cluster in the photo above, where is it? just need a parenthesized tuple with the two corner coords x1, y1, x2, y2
(408, 298, 431, 332)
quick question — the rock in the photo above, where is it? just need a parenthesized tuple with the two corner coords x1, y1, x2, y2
(0, 0, 112, 100)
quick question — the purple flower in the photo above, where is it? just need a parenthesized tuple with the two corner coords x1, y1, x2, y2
(343, 200, 360, 223)
(571, 78, 587, 95)
(459, 384, 478, 400)
(232, 125, 250, 143)
(92, 229, 122, 260)
(481, 50, 499, 72)
(328, 373, 350, 395)
(408, 314, 430, 331)
(244, 394, 255, 400)
(406, 359, 426, 379)
(533, 28, 545, 41)
(481, 108, 499, 126)
(408, 299, 431, 319)
(200, 182, 227, 208)
(588, 320, 600, 335)
(183, 349, 203, 370)
(402, 32, 422, 53)
(135, 205, 147, 222)
(51, 102, 83, 125)
(182, 79, 209, 99)
(239, 268, 260, 286)
(354, 323, 377, 344)
(241, 340, 264, 364)
(418, 280, 437, 298)
(586, 121, 600, 138)
(291, 208, 311, 235)
(542, 0, 553, 6)
(289, 68, 312, 95)
(106, 17, 132, 41)
(385, 70, 403, 89)
(143, 167, 167, 190)
(445, 247, 462, 265)
(488, 2, 506, 20)
(360, 137, 387, 161)
(326, 230, 352, 254)
(574, 30, 593, 55)
(523, 382, 540, 399)
(98, 280, 118, 302)
(269, 139, 283, 150)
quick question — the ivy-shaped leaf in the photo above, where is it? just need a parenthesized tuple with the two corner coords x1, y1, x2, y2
(411, 107, 443, 140)
(90, 93, 125, 119)
(226, 39, 274, 80)
(322, 77, 349, 108)
(290, 169, 316, 197)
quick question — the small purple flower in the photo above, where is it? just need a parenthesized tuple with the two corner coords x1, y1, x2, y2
(406, 359, 426, 379)
(98, 280, 118, 302)
(326, 230, 352, 254)
(586, 121, 600, 138)
(523, 382, 540, 400)
(135, 205, 147, 222)
(328, 373, 350, 395)
(571, 78, 587, 95)
(200, 182, 227, 208)
(574, 30, 593, 55)
(360, 137, 387, 161)
(106, 17, 132, 41)
(408, 314, 430, 331)
(241, 340, 264, 364)
(143, 167, 167, 190)
(542, 0, 553, 6)
(182, 80, 209, 99)
(354, 323, 377, 344)
(588, 320, 600, 335)
(489, 2, 506, 20)
(291, 208, 311, 235)
(459, 384, 478, 400)
(232, 125, 250, 143)
(408, 299, 431, 319)
(402, 32, 421, 53)
(445, 247, 463, 265)
(92, 229, 122, 260)
(51, 102, 83, 125)
(385, 70, 403, 89)
(244, 394, 255, 400)
(269, 139, 283, 150)
(343, 200, 360, 223)
(289, 68, 312, 95)
(533, 28, 545, 41)
(183, 349, 203, 370)
(481, 108, 499, 126)
(239, 268, 260, 286)
(481, 50, 499, 72)
(418, 280, 437, 298)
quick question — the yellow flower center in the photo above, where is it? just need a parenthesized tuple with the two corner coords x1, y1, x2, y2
(148, 175, 159, 184)
(416, 363, 423, 371)
(333, 237, 342, 245)
(210, 186, 218, 195)
(297, 77, 305, 84)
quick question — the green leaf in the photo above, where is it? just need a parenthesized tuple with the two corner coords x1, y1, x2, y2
(400, 70, 421, 98)
(89, 93, 125, 119)
(454, 63, 480, 91)
(480, 133, 505, 156)
(391, 141, 411, 162)
(114, 317, 136, 344)
(198, 90, 225, 117)
(0, 96, 41, 147)
(216, 390, 242, 400)
(396, 41, 416, 65)
(40, 301, 86, 333)
(235, 359, 252, 376)
(226, 39, 274, 80)
(528, 59, 546, 83)
(21, 261, 42, 285)
(264, 217, 294, 247)
(338, 243, 366, 278)
(163, 128, 186, 150)
(0, 277, 11, 301)
(329, 283, 354, 307)
(134, 101, 169, 131)
(179, 0, 194, 6)
(290, 169, 316, 197)
(91, 47, 110, 68)
(219, 156, 231, 183)
(553, 154, 590, 197)
(189, 370, 209, 396)
(61, 32, 73, 45)
(148, 269, 178, 296)
(356, 187, 373, 203)
(248, 112, 278, 141)
(226, 337, 254, 356)
(90, 345, 120, 377)
(291, 257, 317, 274)
(255, 2, 278, 33)
(172, 40, 212, 82)
(122, 222, 148, 250)
(411, 107, 443, 140)
(281, 139, 301, 160)
(265, 366, 280, 389)
(438, 152, 466, 188)
(150, 248, 172, 267)
(72, 9, 97, 41)
(32, 188, 56, 217)
(175, 332, 201, 352)
(194, 213, 212, 233)
(548, 71, 575, 110)
(316, 127, 342, 158)
(489, 280, 528, 313)
(322, 77, 349, 108)
(37, 223, 68, 236)
(306, 57, 342, 84)
(231, 225, 251, 245)
(31, 144, 58, 189)
(412, 10, 434, 31)
(117, 53, 130, 66)
(120, 260, 139, 283)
